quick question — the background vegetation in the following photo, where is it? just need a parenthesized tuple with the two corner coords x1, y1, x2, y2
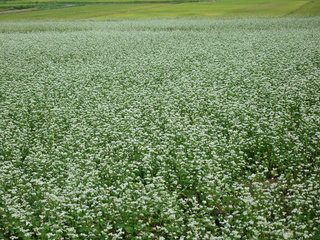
(0, 0, 319, 20)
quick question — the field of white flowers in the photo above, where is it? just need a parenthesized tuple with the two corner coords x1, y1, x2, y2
(0, 17, 320, 239)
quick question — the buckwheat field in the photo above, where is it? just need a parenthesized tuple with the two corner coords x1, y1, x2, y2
(0, 17, 320, 239)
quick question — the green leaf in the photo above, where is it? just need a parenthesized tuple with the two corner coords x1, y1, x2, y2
(124, 226, 134, 234)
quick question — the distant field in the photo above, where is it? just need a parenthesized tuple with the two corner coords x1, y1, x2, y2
(0, 0, 320, 20)
(0, 0, 201, 13)
(93, 0, 320, 19)
(0, 0, 199, 16)
(0, 3, 170, 20)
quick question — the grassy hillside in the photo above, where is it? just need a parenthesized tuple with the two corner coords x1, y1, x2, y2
(0, 0, 320, 20)
(93, 0, 318, 19)
(0, 4, 170, 20)
(0, 0, 201, 14)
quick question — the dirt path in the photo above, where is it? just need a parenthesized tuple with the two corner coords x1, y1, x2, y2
(0, 8, 37, 15)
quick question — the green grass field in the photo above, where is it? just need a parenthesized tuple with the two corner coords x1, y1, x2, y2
(0, 0, 319, 20)
(0, 3, 171, 20)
